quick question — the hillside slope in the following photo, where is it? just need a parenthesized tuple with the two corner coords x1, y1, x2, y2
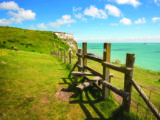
(0, 26, 77, 54)
(0, 49, 123, 120)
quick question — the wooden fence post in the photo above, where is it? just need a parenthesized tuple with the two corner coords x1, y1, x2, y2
(64, 50, 66, 63)
(61, 49, 63, 60)
(102, 43, 111, 100)
(82, 42, 87, 72)
(55, 50, 57, 57)
(58, 49, 59, 59)
(69, 49, 71, 64)
(122, 53, 135, 114)
(52, 50, 54, 55)
(78, 49, 82, 72)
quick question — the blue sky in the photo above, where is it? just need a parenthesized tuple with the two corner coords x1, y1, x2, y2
(0, 0, 160, 43)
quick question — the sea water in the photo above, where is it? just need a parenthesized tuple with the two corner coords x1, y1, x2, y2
(78, 43, 160, 72)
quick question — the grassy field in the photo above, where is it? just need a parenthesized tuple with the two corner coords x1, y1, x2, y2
(0, 49, 132, 120)
(0, 26, 71, 54)
(0, 49, 148, 120)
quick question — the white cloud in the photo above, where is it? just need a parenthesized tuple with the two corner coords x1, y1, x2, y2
(49, 15, 76, 28)
(113, 0, 141, 7)
(84, 5, 107, 19)
(120, 17, 132, 25)
(0, 18, 12, 25)
(73, 7, 82, 12)
(73, 6, 87, 22)
(154, 0, 160, 6)
(152, 17, 160, 22)
(0, 1, 36, 25)
(0, 1, 19, 10)
(105, 4, 121, 17)
(8, 9, 36, 23)
(74, 13, 87, 22)
(29, 25, 35, 30)
(37, 23, 47, 29)
(135, 17, 146, 24)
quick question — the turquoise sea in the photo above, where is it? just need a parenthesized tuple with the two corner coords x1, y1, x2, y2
(78, 43, 160, 72)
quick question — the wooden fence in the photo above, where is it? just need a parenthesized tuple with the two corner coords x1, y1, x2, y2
(51, 48, 72, 64)
(52, 42, 160, 120)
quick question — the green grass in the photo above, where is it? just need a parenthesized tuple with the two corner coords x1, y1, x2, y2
(0, 49, 120, 119)
(0, 49, 70, 119)
(84, 59, 160, 119)
(0, 49, 146, 120)
(0, 26, 70, 54)
(53, 52, 160, 119)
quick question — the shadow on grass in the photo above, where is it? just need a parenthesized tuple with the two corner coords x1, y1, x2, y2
(69, 87, 124, 120)
(60, 77, 124, 120)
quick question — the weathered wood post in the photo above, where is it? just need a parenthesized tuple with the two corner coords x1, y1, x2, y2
(78, 49, 82, 72)
(102, 43, 111, 100)
(122, 53, 135, 114)
(55, 50, 57, 57)
(58, 49, 59, 59)
(69, 49, 72, 64)
(64, 50, 66, 63)
(61, 49, 63, 60)
(52, 50, 54, 55)
(82, 42, 87, 72)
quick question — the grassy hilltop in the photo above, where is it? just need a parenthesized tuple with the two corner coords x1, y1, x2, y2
(0, 26, 77, 54)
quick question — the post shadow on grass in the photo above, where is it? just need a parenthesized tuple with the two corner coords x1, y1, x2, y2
(69, 86, 124, 120)
(59, 77, 85, 92)
(59, 68, 124, 120)
(68, 61, 78, 78)
(60, 77, 74, 89)
(69, 87, 105, 120)
(58, 77, 141, 120)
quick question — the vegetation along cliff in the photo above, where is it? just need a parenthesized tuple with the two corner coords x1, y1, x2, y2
(0, 26, 78, 54)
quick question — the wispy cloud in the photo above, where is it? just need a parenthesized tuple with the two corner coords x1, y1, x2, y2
(120, 17, 132, 25)
(72, 6, 87, 22)
(154, 0, 160, 6)
(111, 0, 141, 7)
(84, 5, 107, 19)
(152, 17, 160, 22)
(0, 19, 12, 26)
(49, 15, 76, 28)
(37, 23, 47, 29)
(105, 4, 121, 17)
(0, 1, 36, 26)
(29, 25, 35, 30)
(72, 7, 82, 12)
(135, 17, 146, 24)
(74, 13, 87, 22)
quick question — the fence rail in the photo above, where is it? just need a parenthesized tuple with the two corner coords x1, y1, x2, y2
(132, 79, 160, 119)
(52, 42, 160, 120)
